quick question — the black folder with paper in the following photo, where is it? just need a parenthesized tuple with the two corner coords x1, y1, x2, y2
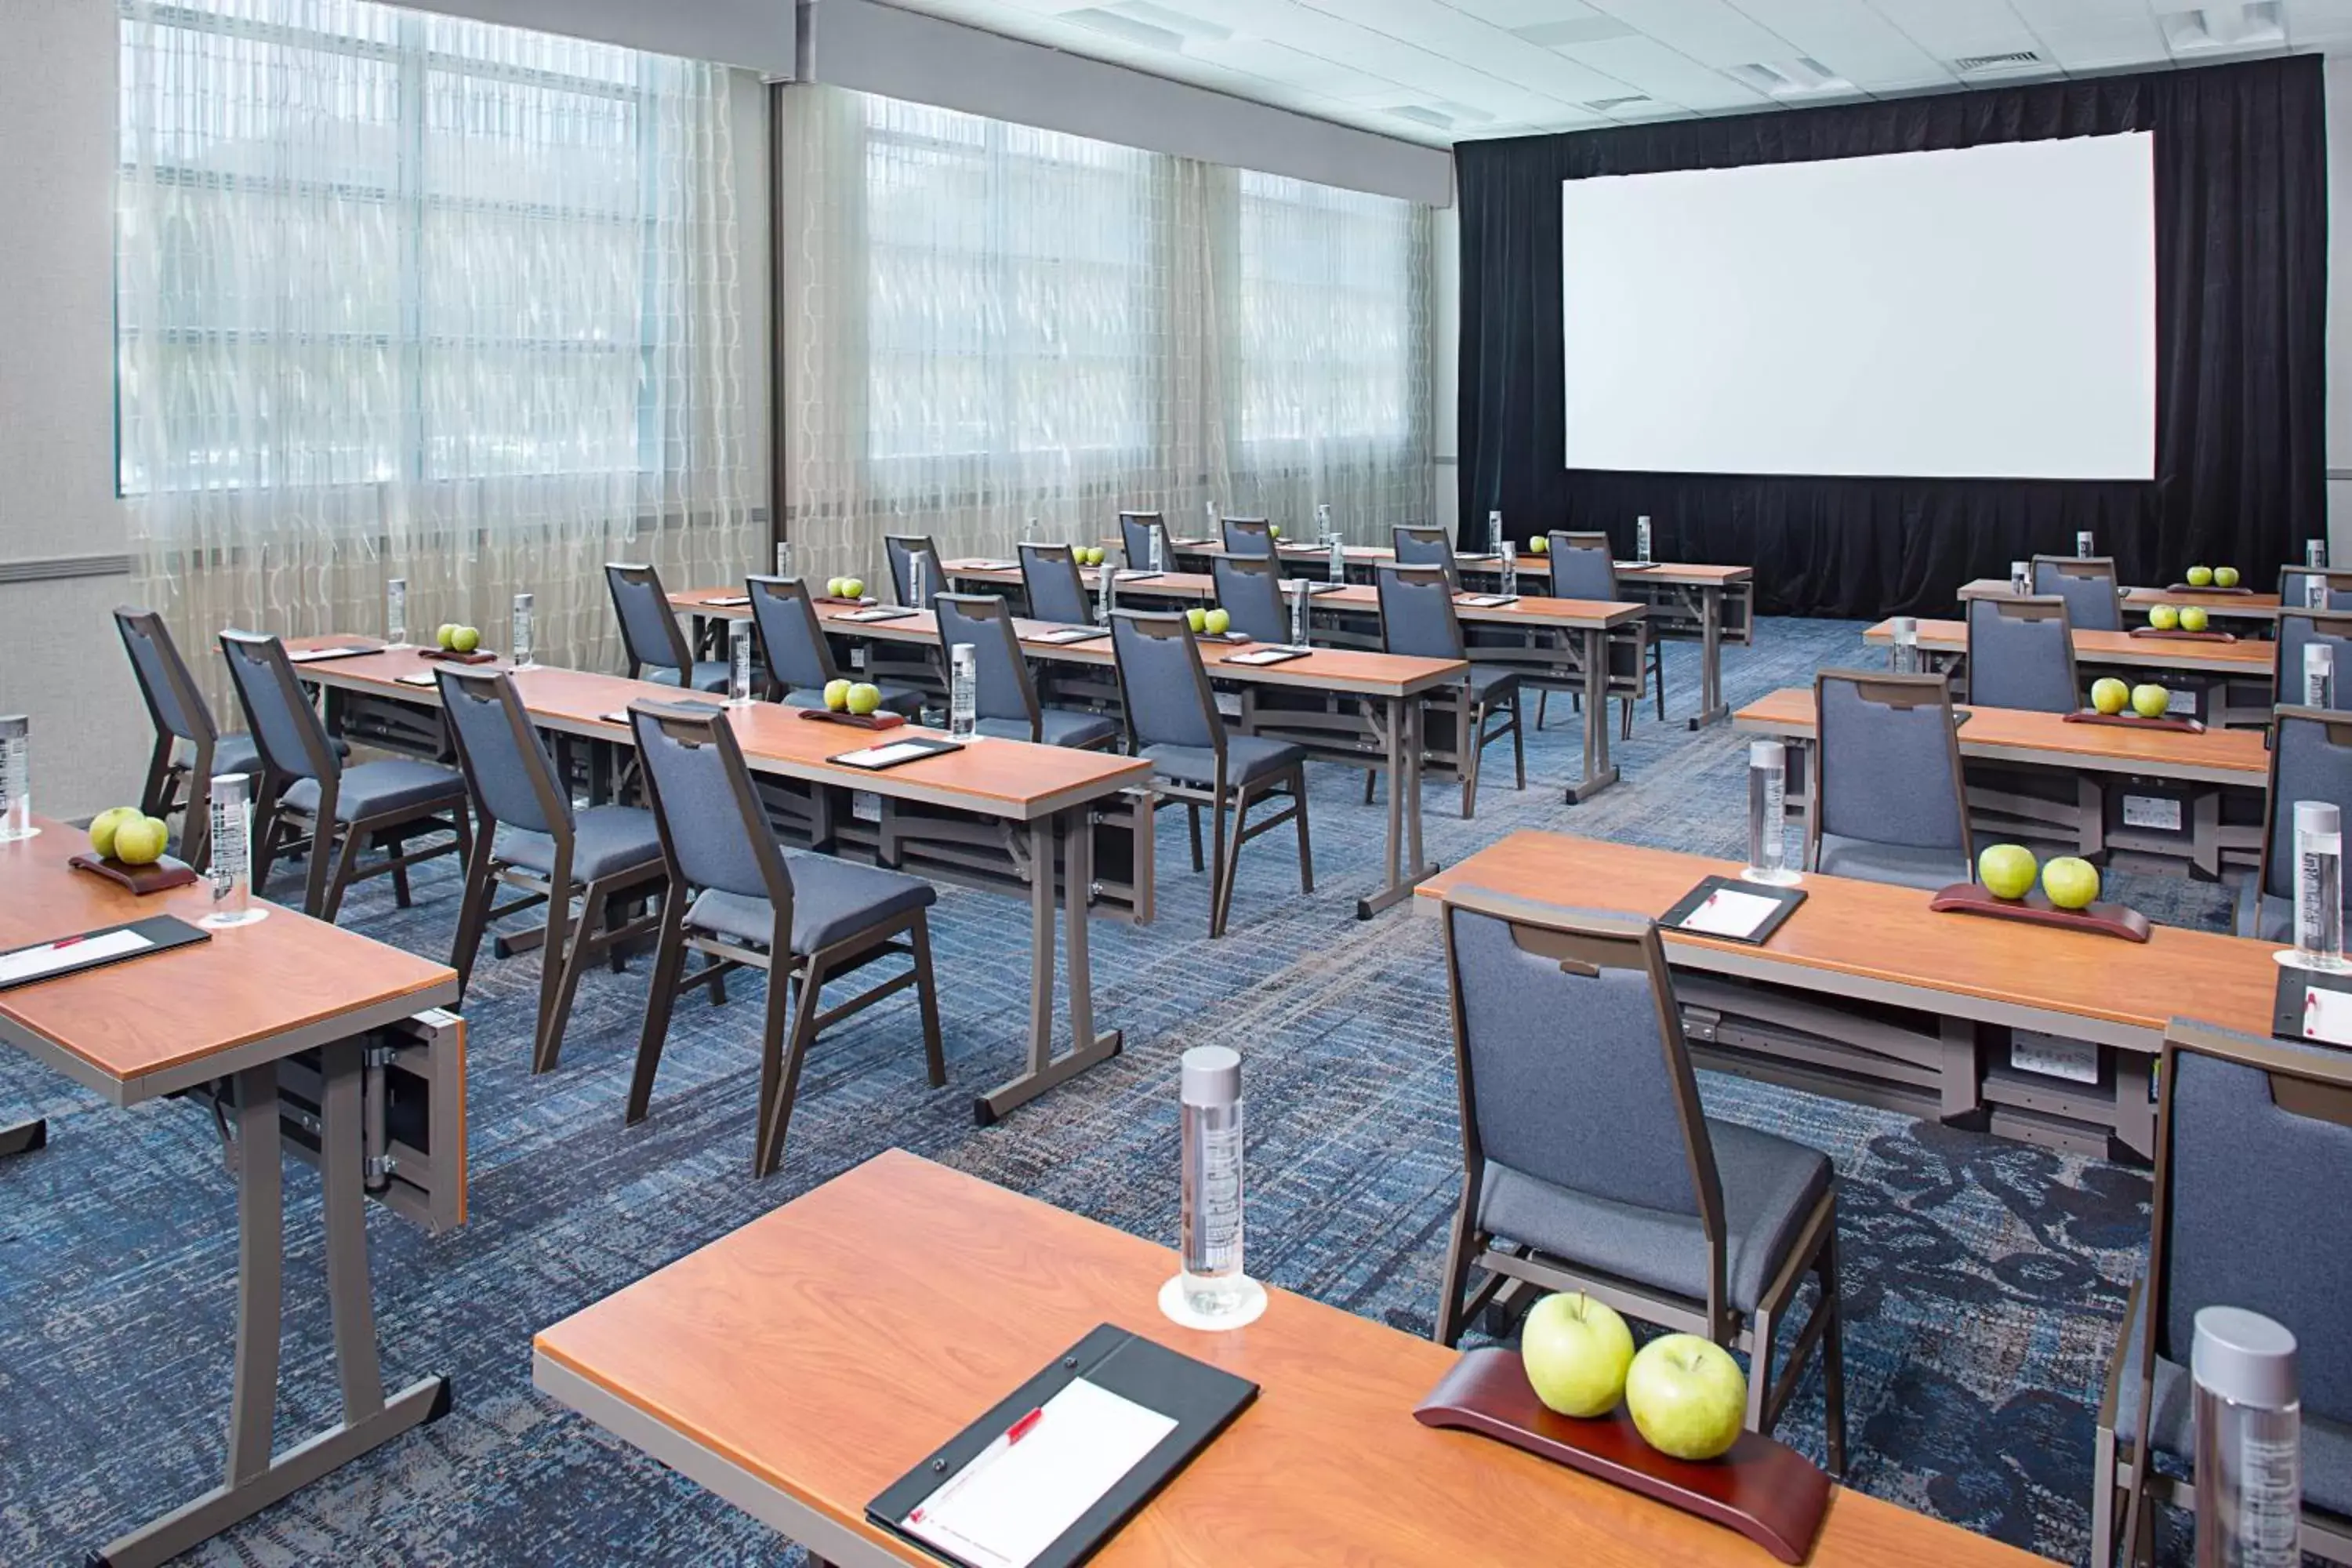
(866, 1323, 1257, 1568)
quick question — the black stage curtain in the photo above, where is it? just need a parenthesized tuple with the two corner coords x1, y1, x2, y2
(1455, 56, 2327, 619)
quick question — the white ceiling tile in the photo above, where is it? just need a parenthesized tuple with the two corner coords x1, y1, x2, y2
(1438, 0, 1620, 27)
(1863, 0, 2045, 58)
(2029, 16, 2172, 67)
(1548, 33, 1779, 105)
(1582, 0, 1806, 65)
(1719, 0, 1956, 79)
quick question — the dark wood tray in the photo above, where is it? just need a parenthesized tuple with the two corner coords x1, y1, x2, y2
(2063, 709, 2205, 735)
(1414, 1347, 1828, 1565)
(815, 594, 879, 607)
(795, 707, 907, 731)
(2163, 583, 2256, 594)
(418, 647, 498, 665)
(69, 851, 199, 894)
(1929, 881, 2151, 942)
(2129, 626, 2238, 643)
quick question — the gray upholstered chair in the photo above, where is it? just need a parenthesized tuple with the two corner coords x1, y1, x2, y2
(606, 561, 728, 692)
(1393, 524, 1457, 584)
(2275, 608, 2352, 712)
(1221, 515, 1275, 558)
(1965, 595, 2081, 713)
(1210, 554, 1290, 646)
(624, 699, 943, 1177)
(2031, 554, 2124, 633)
(1018, 542, 1094, 626)
(220, 630, 470, 921)
(884, 533, 947, 611)
(1374, 564, 1524, 819)
(935, 593, 1117, 749)
(1434, 888, 1846, 1474)
(1808, 669, 1972, 891)
(1537, 530, 1663, 739)
(2093, 1020, 2352, 1567)
(2280, 567, 2352, 614)
(1120, 510, 1175, 571)
(2238, 706, 2352, 942)
(1110, 609, 1310, 938)
(439, 667, 670, 1073)
(746, 575, 925, 717)
(115, 604, 300, 872)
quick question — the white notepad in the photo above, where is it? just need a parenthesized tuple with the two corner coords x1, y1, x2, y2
(836, 739, 943, 768)
(1678, 887, 1785, 940)
(899, 1378, 1178, 1568)
(0, 927, 152, 985)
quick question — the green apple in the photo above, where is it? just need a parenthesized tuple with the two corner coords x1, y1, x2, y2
(436, 622, 459, 650)
(2148, 604, 2180, 632)
(826, 576, 847, 598)
(2216, 565, 2241, 588)
(2042, 855, 2100, 910)
(1088, 547, 1107, 567)
(1269, 525, 1282, 539)
(111, 815, 169, 867)
(1624, 1334, 1747, 1462)
(1977, 842, 2038, 902)
(846, 681, 884, 717)
(2091, 677, 2130, 715)
(2131, 683, 2171, 719)
(1530, 535, 1549, 554)
(1521, 1291, 1635, 1419)
(2186, 564, 2213, 587)
(1203, 608, 1232, 636)
(822, 677, 852, 712)
(1185, 607, 1208, 633)
(840, 578, 865, 600)
(451, 625, 481, 654)
(89, 805, 142, 860)
(2180, 605, 2209, 633)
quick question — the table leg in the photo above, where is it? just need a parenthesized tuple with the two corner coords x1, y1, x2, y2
(0, 1118, 45, 1157)
(975, 811, 1123, 1123)
(1687, 585, 1730, 730)
(1356, 692, 1441, 919)
(1566, 627, 1621, 803)
(92, 1053, 450, 1568)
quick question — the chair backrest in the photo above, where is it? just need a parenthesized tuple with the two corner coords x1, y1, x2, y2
(2274, 608, 2352, 710)
(1544, 532, 1617, 602)
(1109, 609, 1221, 753)
(1442, 890, 1726, 1294)
(1811, 669, 1970, 859)
(1375, 564, 1465, 662)
(1221, 516, 1274, 557)
(219, 631, 341, 784)
(885, 534, 946, 610)
(1965, 595, 2080, 714)
(2030, 555, 2122, 633)
(2259, 706, 2352, 902)
(1119, 511, 1171, 567)
(114, 605, 215, 749)
(746, 575, 838, 692)
(2279, 567, 2352, 613)
(1019, 543, 1091, 625)
(1393, 524, 1457, 583)
(1210, 554, 1288, 645)
(627, 700, 794, 922)
(436, 666, 570, 837)
(606, 562, 693, 678)
(934, 593, 1038, 734)
(2148, 1022, 2352, 1427)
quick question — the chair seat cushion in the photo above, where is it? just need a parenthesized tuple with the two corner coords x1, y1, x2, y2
(2111, 1285, 2352, 1516)
(1143, 735, 1304, 789)
(495, 806, 664, 884)
(646, 660, 734, 695)
(1466, 663, 1521, 703)
(978, 708, 1121, 749)
(686, 855, 936, 954)
(1816, 833, 1969, 892)
(783, 683, 927, 719)
(282, 760, 464, 823)
(1478, 1118, 1831, 1315)
(188, 731, 347, 781)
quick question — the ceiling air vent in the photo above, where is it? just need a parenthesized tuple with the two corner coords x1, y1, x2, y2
(1952, 50, 2042, 72)
(1392, 106, 1456, 130)
(1584, 95, 1651, 114)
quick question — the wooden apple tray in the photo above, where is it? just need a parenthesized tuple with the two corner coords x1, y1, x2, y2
(1929, 881, 2152, 942)
(2129, 626, 2237, 644)
(1415, 1348, 1828, 1565)
(795, 708, 907, 731)
(69, 851, 199, 895)
(417, 647, 498, 664)
(815, 595, 878, 608)
(2063, 710, 2205, 734)
(2164, 583, 2256, 594)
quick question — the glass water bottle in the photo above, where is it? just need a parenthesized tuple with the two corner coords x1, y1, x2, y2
(1744, 740, 1798, 885)
(2077, 530, 2096, 558)
(1022, 517, 1038, 546)
(386, 578, 408, 648)
(1315, 502, 1333, 548)
(1179, 1045, 1247, 1316)
(1636, 515, 1653, 565)
(1486, 510, 1503, 557)
(2294, 799, 2345, 971)
(2010, 560, 2031, 594)
(727, 620, 755, 706)
(1287, 579, 1308, 647)
(0, 716, 34, 842)
(1499, 540, 1518, 597)
(775, 539, 793, 577)
(2308, 573, 2330, 612)
(910, 554, 928, 611)
(510, 592, 535, 669)
(2192, 1306, 2301, 1568)
(1148, 523, 1164, 574)
(2307, 644, 2333, 709)
(201, 772, 267, 927)
(2309, 539, 2328, 570)
(1890, 616, 1921, 675)
(1096, 559, 1114, 626)
(949, 643, 977, 740)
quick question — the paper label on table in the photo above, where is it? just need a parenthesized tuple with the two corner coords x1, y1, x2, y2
(2010, 1035, 2100, 1084)
(2303, 985, 2352, 1047)
(1676, 887, 1784, 940)
(0, 927, 152, 985)
(837, 739, 942, 768)
(900, 1378, 1178, 1568)
(2171, 688, 2199, 717)
(2121, 794, 2183, 833)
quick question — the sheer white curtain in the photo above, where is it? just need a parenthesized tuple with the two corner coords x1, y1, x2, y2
(118, 0, 756, 698)
(778, 83, 1432, 583)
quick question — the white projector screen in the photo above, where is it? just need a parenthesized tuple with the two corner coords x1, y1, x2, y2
(1560, 134, 2156, 481)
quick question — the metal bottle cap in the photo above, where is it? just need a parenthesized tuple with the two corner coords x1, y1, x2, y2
(1181, 1044, 1240, 1108)
(1750, 739, 1784, 770)
(2193, 1305, 2298, 1411)
(2297, 800, 2341, 839)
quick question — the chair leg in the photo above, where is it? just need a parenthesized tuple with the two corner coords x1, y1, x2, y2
(909, 914, 946, 1087)
(1818, 1224, 1847, 1479)
(139, 736, 176, 820)
(1186, 802, 1204, 873)
(1655, 644, 1668, 723)
(1744, 1305, 1777, 1439)
(1432, 1191, 1479, 1348)
(1510, 692, 1526, 790)
(1534, 689, 1548, 731)
(387, 829, 414, 908)
(318, 816, 365, 923)
(2090, 1424, 2118, 1568)
(624, 904, 691, 1125)
(1290, 766, 1313, 895)
(532, 852, 575, 1072)
(303, 808, 337, 919)
(754, 957, 828, 1178)
(249, 792, 283, 896)
(534, 882, 601, 1076)
(1460, 700, 1483, 820)
(1210, 788, 1240, 938)
(1363, 766, 1377, 806)
(447, 833, 499, 999)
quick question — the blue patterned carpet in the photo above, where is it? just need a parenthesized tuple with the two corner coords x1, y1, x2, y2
(0, 618, 2216, 1566)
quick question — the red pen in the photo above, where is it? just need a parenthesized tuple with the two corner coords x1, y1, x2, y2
(906, 1406, 1045, 1526)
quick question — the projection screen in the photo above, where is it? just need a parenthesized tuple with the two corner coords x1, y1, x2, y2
(1559, 133, 2156, 481)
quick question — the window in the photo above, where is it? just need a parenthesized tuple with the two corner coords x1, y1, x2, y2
(116, 1, 692, 495)
(861, 95, 1154, 463)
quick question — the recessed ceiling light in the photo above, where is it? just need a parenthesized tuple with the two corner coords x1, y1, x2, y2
(1512, 18, 1639, 49)
(2161, 2, 2284, 52)
(1723, 58, 1855, 98)
(1062, 9, 1185, 52)
(1584, 95, 1651, 113)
